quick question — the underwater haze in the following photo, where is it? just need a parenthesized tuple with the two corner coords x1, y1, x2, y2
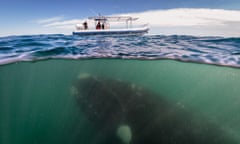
(1, 35, 240, 143)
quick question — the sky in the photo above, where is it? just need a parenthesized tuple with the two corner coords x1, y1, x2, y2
(0, 0, 240, 37)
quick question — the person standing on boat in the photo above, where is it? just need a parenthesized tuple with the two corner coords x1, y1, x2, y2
(101, 22, 105, 29)
(83, 21, 88, 30)
(96, 21, 101, 30)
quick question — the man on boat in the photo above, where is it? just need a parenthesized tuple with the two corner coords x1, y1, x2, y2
(83, 21, 88, 30)
(101, 22, 105, 29)
(96, 21, 101, 30)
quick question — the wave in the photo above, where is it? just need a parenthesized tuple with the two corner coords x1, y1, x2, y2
(0, 34, 240, 67)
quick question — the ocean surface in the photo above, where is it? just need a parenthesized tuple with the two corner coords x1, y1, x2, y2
(1, 34, 240, 144)
(0, 34, 240, 67)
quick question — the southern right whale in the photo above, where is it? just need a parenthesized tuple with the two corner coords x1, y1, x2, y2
(72, 74, 237, 144)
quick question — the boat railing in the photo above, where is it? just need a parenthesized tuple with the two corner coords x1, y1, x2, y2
(75, 24, 148, 31)
(74, 16, 149, 31)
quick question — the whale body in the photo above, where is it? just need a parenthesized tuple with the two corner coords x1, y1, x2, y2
(73, 74, 237, 144)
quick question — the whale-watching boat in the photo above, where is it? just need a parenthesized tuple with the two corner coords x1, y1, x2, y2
(72, 16, 149, 36)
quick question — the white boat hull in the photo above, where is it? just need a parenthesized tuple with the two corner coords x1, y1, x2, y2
(72, 27, 149, 36)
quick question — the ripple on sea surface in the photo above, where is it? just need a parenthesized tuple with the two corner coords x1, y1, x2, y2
(0, 34, 240, 67)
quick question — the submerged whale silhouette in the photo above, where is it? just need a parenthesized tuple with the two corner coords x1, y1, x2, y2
(72, 74, 237, 144)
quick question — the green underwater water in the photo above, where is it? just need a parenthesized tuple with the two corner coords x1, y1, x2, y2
(1, 59, 240, 143)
